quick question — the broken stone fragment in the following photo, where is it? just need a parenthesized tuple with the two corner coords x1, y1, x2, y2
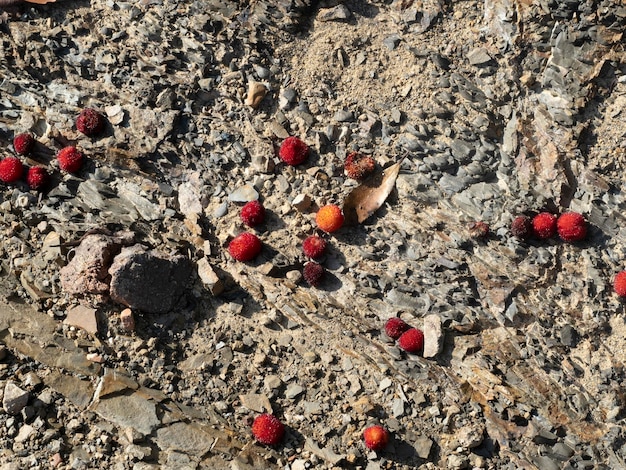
(109, 245, 192, 314)
(3, 381, 29, 415)
(423, 314, 444, 358)
(64, 305, 99, 335)
(120, 308, 135, 332)
(60, 234, 122, 295)
(197, 257, 224, 296)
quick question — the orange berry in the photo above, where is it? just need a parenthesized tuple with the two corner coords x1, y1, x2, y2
(316, 204, 344, 233)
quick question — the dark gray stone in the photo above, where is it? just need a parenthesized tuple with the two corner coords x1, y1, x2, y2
(109, 245, 192, 314)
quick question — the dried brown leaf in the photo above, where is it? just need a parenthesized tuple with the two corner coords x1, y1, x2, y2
(343, 159, 403, 225)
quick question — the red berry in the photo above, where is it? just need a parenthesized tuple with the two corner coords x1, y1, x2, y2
(57, 146, 84, 173)
(279, 136, 309, 165)
(398, 328, 424, 354)
(344, 151, 376, 180)
(240, 200, 265, 227)
(76, 108, 105, 136)
(27, 167, 49, 190)
(0, 157, 24, 183)
(511, 215, 532, 239)
(13, 133, 35, 155)
(557, 212, 587, 242)
(384, 318, 410, 340)
(302, 235, 327, 259)
(228, 232, 262, 261)
(363, 425, 389, 451)
(251, 414, 285, 446)
(614, 271, 626, 298)
(316, 205, 344, 233)
(303, 262, 324, 287)
(532, 212, 557, 239)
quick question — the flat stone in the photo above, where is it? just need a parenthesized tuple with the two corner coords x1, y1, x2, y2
(109, 245, 192, 314)
(92, 391, 160, 435)
(3, 381, 29, 415)
(155, 422, 216, 455)
(286, 383, 305, 399)
(239, 393, 272, 413)
(423, 314, 444, 358)
(228, 184, 259, 203)
(467, 47, 492, 65)
(64, 305, 98, 335)
(120, 308, 135, 332)
(44, 371, 94, 409)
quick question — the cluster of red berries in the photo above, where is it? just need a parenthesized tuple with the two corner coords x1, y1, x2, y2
(511, 211, 587, 242)
(0, 108, 105, 190)
(384, 317, 424, 354)
(228, 136, 347, 289)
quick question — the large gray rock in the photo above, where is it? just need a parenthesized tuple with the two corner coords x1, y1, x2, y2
(3, 381, 29, 415)
(108, 245, 192, 314)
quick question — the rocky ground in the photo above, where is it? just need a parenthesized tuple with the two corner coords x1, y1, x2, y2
(1, 0, 626, 469)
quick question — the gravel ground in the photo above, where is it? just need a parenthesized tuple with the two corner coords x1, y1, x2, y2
(2, 0, 626, 469)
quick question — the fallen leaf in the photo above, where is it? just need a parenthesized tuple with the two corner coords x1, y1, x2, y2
(343, 159, 403, 225)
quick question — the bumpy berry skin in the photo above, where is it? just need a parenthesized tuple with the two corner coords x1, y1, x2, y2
(241, 200, 266, 227)
(344, 152, 376, 180)
(384, 318, 410, 340)
(228, 232, 262, 261)
(279, 136, 309, 165)
(13, 133, 35, 155)
(57, 146, 84, 173)
(76, 108, 105, 136)
(557, 212, 587, 242)
(614, 271, 626, 298)
(302, 235, 327, 259)
(303, 262, 324, 287)
(251, 414, 285, 446)
(468, 221, 489, 239)
(316, 205, 344, 233)
(27, 167, 49, 190)
(398, 328, 424, 354)
(363, 425, 389, 451)
(532, 212, 557, 239)
(0, 157, 24, 183)
(511, 215, 532, 239)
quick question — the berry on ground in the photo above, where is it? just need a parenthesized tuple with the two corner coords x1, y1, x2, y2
(557, 212, 587, 242)
(384, 318, 411, 340)
(13, 133, 35, 155)
(27, 167, 49, 190)
(398, 328, 424, 354)
(532, 212, 557, 239)
(316, 204, 344, 233)
(344, 151, 376, 180)
(468, 221, 489, 239)
(302, 235, 327, 259)
(363, 425, 389, 451)
(240, 200, 266, 227)
(511, 215, 532, 239)
(0, 157, 24, 183)
(279, 136, 309, 165)
(228, 232, 262, 261)
(303, 262, 324, 287)
(57, 146, 84, 173)
(614, 271, 626, 298)
(76, 108, 105, 136)
(251, 414, 285, 446)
